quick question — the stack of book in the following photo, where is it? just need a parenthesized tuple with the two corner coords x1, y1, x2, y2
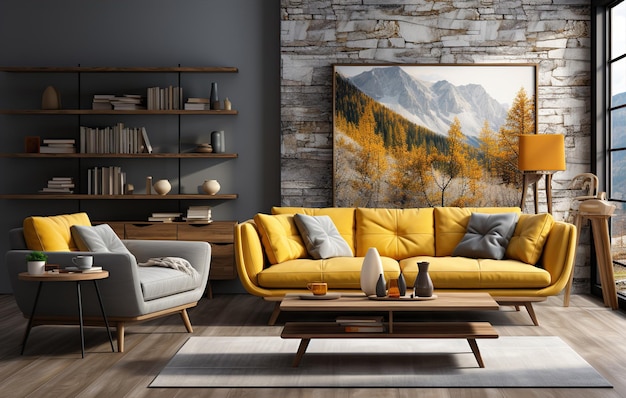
(39, 139, 76, 153)
(148, 212, 182, 222)
(39, 177, 75, 194)
(92, 94, 115, 110)
(111, 94, 145, 110)
(79, 123, 152, 154)
(335, 316, 386, 333)
(86, 166, 126, 195)
(92, 94, 145, 110)
(147, 86, 183, 110)
(183, 97, 210, 110)
(184, 206, 212, 223)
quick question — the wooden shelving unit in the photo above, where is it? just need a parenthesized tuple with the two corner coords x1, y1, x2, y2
(0, 65, 239, 201)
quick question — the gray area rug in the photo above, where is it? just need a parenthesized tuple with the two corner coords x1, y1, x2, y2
(150, 336, 612, 388)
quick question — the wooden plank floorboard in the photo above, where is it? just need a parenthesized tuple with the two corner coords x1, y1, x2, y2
(0, 293, 624, 397)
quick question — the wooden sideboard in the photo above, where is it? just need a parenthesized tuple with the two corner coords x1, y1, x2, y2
(96, 220, 237, 298)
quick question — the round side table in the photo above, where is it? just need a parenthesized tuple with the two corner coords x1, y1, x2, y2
(18, 270, 115, 358)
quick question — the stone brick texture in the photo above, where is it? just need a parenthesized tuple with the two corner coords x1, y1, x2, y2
(281, 0, 592, 292)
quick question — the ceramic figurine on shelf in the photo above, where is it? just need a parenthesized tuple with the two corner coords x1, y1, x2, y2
(153, 179, 171, 195)
(202, 179, 221, 195)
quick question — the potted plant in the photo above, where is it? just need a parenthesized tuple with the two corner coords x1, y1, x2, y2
(26, 251, 47, 275)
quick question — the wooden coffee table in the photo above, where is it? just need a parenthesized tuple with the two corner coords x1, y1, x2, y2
(279, 292, 499, 367)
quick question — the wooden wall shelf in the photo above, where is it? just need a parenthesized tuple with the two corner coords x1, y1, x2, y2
(0, 153, 238, 159)
(0, 194, 238, 200)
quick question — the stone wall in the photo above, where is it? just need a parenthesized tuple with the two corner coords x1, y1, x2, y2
(280, 0, 592, 293)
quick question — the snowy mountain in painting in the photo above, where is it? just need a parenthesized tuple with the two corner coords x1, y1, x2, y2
(347, 66, 509, 138)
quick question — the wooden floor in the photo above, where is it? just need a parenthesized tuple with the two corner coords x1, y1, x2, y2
(0, 292, 625, 397)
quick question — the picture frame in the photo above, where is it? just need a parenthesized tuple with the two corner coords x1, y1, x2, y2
(333, 63, 537, 208)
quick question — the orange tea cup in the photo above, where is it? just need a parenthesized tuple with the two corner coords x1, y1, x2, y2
(306, 282, 327, 295)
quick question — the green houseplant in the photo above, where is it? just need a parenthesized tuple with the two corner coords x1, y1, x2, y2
(26, 251, 47, 275)
(26, 251, 48, 262)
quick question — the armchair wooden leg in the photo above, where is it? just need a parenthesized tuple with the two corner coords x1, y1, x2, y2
(180, 309, 193, 333)
(117, 322, 125, 353)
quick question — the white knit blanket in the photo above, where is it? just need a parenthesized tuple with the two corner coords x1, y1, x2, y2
(138, 257, 200, 281)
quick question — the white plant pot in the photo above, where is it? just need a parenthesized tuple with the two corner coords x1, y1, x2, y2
(360, 247, 384, 296)
(27, 261, 46, 275)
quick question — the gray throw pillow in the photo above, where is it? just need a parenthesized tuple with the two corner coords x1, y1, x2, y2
(71, 224, 133, 256)
(293, 213, 353, 259)
(452, 212, 518, 260)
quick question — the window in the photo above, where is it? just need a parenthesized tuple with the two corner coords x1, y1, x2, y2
(597, 0, 626, 302)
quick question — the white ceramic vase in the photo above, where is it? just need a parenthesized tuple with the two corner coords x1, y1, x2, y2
(360, 247, 385, 296)
(27, 261, 46, 275)
(202, 179, 221, 195)
(153, 179, 171, 195)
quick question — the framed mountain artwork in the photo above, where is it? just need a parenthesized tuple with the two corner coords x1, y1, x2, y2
(332, 63, 537, 208)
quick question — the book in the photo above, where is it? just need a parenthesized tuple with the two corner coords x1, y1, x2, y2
(336, 316, 384, 325)
(39, 146, 76, 153)
(151, 212, 183, 218)
(141, 127, 153, 153)
(344, 325, 386, 333)
(42, 138, 75, 144)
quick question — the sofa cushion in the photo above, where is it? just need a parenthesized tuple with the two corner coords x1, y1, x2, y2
(452, 212, 518, 260)
(256, 256, 400, 289)
(434, 207, 521, 256)
(272, 207, 356, 253)
(400, 256, 551, 289)
(293, 213, 353, 259)
(137, 266, 200, 301)
(23, 212, 92, 251)
(356, 208, 435, 259)
(254, 213, 308, 264)
(506, 213, 554, 265)
(70, 224, 133, 256)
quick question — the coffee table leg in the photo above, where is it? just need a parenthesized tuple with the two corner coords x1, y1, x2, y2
(467, 338, 485, 368)
(21, 281, 43, 355)
(292, 338, 311, 367)
(77, 282, 85, 358)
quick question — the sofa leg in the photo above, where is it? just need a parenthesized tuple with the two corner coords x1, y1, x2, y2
(524, 302, 540, 326)
(268, 302, 281, 326)
(181, 309, 193, 333)
(117, 323, 125, 353)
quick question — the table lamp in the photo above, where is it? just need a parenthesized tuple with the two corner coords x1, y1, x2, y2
(518, 134, 566, 214)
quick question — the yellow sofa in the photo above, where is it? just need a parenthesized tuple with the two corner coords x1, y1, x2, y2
(235, 207, 577, 325)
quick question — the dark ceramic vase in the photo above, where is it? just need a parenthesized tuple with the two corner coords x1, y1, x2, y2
(375, 274, 386, 297)
(398, 271, 407, 296)
(414, 261, 433, 297)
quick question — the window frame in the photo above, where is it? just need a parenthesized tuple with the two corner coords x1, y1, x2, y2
(593, 0, 626, 308)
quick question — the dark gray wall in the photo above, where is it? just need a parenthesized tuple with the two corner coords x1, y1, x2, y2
(0, 0, 281, 293)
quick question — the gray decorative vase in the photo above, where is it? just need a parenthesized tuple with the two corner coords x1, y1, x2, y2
(375, 274, 386, 297)
(211, 130, 225, 153)
(398, 270, 407, 296)
(414, 261, 433, 297)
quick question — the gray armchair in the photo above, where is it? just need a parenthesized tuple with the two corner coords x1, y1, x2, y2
(6, 227, 211, 352)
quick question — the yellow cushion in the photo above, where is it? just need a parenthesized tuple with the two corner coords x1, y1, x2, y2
(23, 212, 92, 251)
(272, 207, 356, 252)
(257, 256, 400, 289)
(356, 208, 435, 258)
(253, 213, 308, 264)
(400, 255, 550, 289)
(434, 207, 521, 256)
(506, 213, 554, 264)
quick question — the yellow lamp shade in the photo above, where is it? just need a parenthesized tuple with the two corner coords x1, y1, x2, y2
(518, 134, 566, 171)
